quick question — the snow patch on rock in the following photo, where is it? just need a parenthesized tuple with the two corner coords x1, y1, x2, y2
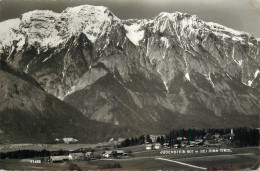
(247, 69, 260, 86)
(205, 73, 215, 87)
(185, 73, 190, 81)
(124, 23, 144, 45)
(160, 37, 169, 48)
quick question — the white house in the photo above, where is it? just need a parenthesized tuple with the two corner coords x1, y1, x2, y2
(154, 143, 161, 150)
(163, 143, 169, 147)
(146, 144, 152, 150)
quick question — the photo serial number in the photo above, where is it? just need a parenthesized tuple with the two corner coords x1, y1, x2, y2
(30, 160, 41, 164)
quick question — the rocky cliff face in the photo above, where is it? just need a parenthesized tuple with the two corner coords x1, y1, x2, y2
(0, 5, 259, 133)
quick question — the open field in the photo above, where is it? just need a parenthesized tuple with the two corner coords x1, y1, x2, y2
(0, 158, 194, 170)
(174, 153, 259, 170)
(0, 146, 259, 170)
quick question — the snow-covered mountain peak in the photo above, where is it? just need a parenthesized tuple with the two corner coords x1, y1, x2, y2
(0, 5, 122, 54)
(19, 10, 62, 50)
(206, 22, 250, 36)
(157, 11, 195, 20)
(150, 12, 201, 34)
(62, 4, 120, 22)
(153, 11, 251, 37)
(204, 22, 253, 42)
(63, 5, 108, 15)
(59, 5, 120, 42)
(21, 10, 60, 23)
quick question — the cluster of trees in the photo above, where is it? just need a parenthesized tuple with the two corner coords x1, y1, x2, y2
(119, 134, 165, 148)
(233, 127, 259, 147)
(119, 127, 259, 148)
(0, 149, 68, 159)
(155, 136, 166, 145)
(119, 134, 157, 147)
(118, 135, 145, 147)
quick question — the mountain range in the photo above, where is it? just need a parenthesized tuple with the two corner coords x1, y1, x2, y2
(0, 5, 259, 142)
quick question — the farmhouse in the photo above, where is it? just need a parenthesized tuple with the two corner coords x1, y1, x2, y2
(163, 143, 169, 147)
(213, 133, 221, 140)
(195, 139, 204, 145)
(181, 141, 188, 147)
(189, 141, 198, 147)
(86, 152, 93, 157)
(177, 137, 187, 141)
(68, 152, 85, 160)
(113, 150, 127, 157)
(102, 151, 113, 158)
(204, 140, 221, 147)
(150, 135, 164, 142)
(174, 144, 180, 148)
(154, 143, 161, 149)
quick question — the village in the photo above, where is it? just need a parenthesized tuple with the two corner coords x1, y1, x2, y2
(37, 129, 237, 163)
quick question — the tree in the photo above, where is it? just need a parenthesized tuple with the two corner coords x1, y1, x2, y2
(156, 137, 161, 144)
(131, 138, 135, 146)
(121, 138, 131, 147)
(138, 135, 145, 144)
(160, 136, 165, 145)
(146, 135, 152, 144)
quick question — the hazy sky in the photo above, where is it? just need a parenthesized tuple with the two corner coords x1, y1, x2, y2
(1, 0, 260, 37)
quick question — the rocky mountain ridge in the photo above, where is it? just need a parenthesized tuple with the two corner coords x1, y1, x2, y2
(0, 5, 259, 133)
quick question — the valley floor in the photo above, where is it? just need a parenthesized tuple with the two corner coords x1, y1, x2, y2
(0, 146, 259, 170)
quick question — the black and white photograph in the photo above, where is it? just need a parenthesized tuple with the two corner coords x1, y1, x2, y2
(0, 0, 259, 170)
